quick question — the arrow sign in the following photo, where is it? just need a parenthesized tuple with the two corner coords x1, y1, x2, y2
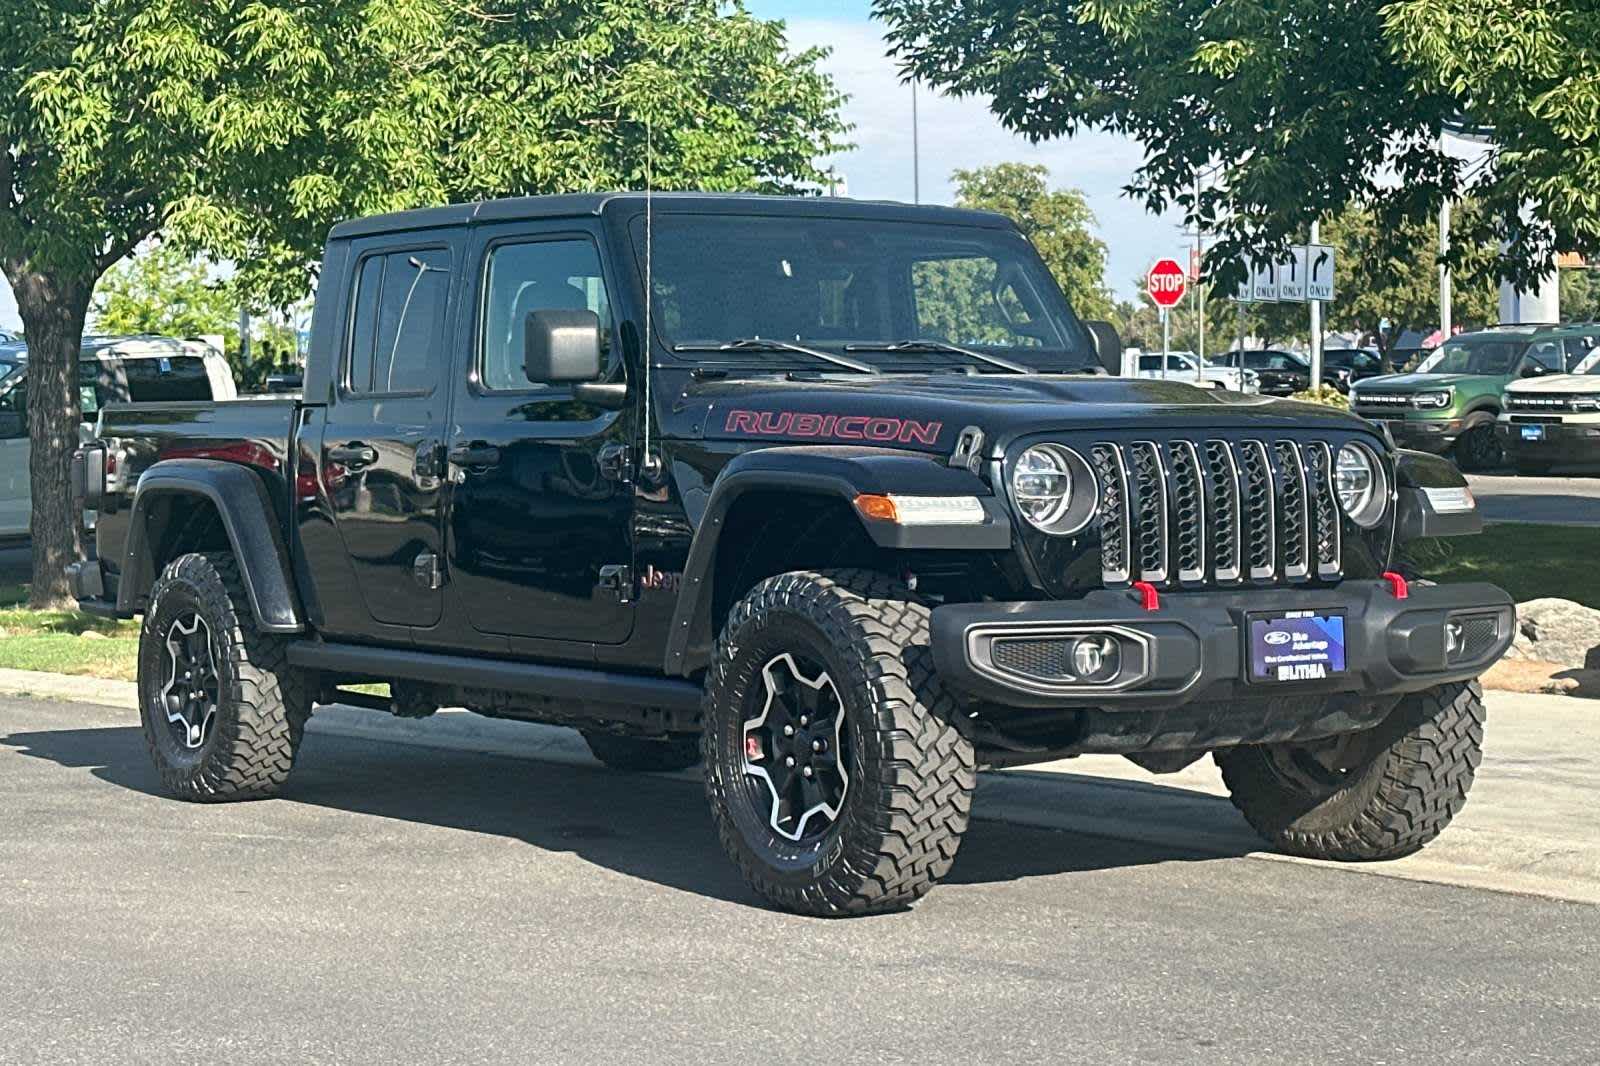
(1279, 247, 1307, 302)
(1250, 259, 1280, 302)
(1306, 244, 1336, 301)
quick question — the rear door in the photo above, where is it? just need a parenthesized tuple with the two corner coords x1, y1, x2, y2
(443, 221, 635, 645)
(319, 236, 457, 630)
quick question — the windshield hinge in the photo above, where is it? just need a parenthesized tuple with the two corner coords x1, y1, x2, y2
(948, 425, 985, 475)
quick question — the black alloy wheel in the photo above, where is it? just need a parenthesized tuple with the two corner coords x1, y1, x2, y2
(158, 612, 222, 751)
(741, 651, 851, 844)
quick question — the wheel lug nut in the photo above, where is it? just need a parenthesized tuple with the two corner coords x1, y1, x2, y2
(802, 766, 813, 778)
(783, 725, 794, 737)
(785, 756, 796, 767)
(799, 715, 809, 726)
(812, 740, 824, 752)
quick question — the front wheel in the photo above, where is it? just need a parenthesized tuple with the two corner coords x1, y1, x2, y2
(1454, 419, 1502, 471)
(701, 569, 976, 916)
(138, 552, 310, 801)
(1216, 681, 1485, 861)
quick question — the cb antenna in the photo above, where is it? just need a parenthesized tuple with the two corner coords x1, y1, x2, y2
(639, 116, 661, 481)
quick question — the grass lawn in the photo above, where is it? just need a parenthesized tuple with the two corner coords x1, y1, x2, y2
(0, 585, 141, 681)
(1406, 522, 1600, 607)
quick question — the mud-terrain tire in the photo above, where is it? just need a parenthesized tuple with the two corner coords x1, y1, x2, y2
(1216, 681, 1485, 861)
(702, 569, 976, 917)
(581, 731, 701, 772)
(138, 552, 310, 801)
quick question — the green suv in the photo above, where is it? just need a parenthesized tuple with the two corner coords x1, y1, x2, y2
(1349, 324, 1586, 469)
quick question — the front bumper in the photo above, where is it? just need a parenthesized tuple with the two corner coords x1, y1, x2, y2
(931, 581, 1514, 752)
(1354, 414, 1461, 452)
(1496, 419, 1600, 463)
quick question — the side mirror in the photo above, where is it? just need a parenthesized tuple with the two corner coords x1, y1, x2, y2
(1520, 363, 1548, 379)
(0, 411, 23, 439)
(1083, 320, 1123, 375)
(524, 309, 602, 385)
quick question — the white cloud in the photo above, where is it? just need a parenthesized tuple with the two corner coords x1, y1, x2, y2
(786, 17, 1184, 301)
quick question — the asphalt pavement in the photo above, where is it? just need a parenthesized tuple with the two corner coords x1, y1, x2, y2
(1, 693, 1596, 1065)
(1466, 471, 1600, 526)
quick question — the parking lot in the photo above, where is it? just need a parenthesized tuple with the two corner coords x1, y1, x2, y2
(1466, 471, 1600, 526)
(1, 691, 1596, 1065)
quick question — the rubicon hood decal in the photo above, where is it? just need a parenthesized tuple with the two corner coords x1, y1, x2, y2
(723, 409, 943, 446)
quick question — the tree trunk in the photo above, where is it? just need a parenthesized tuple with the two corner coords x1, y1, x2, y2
(11, 271, 93, 609)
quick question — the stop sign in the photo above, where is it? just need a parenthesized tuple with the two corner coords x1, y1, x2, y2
(1147, 259, 1187, 308)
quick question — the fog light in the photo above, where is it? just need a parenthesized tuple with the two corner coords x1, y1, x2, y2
(1070, 635, 1121, 683)
(1446, 620, 1466, 659)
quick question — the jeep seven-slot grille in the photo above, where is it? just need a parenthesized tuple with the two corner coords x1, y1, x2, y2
(1093, 439, 1344, 587)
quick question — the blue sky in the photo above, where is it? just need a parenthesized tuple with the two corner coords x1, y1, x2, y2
(0, 1, 1170, 330)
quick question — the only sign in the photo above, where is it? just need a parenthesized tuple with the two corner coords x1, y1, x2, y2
(1147, 258, 1187, 309)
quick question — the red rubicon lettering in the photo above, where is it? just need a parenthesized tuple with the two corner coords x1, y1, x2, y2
(721, 409, 943, 446)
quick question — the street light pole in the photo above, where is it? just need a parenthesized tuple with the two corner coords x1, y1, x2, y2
(1309, 219, 1323, 390)
(911, 79, 920, 205)
(1439, 198, 1452, 338)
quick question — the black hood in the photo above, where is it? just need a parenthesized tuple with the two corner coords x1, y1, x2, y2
(665, 372, 1379, 456)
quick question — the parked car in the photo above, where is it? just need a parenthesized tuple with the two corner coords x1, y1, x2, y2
(1135, 350, 1259, 392)
(1497, 339, 1600, 474)
(1209, 349, 1311, 396)
(0, 335, 235, 537)
(1320, 348, 1387, 393)
(1349, 324, 1592, 470)
(71, 192, 1510, 917)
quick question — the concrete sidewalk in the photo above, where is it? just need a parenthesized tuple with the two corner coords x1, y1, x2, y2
(2, 667, 1595, 905)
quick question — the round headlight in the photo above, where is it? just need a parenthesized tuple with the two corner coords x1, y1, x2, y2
(1010, 444, 1097, 535)
(1335, 443, 1388, 527)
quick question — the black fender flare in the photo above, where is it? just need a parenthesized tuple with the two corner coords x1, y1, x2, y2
(1393, 448, 1483, 541)
(662, 446, 1009, 675)
(117, 459, 304, 633)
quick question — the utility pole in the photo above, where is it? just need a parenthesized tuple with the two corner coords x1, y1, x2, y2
(1308, 219, 1323, 390)
(1439, 197, 1452, 338)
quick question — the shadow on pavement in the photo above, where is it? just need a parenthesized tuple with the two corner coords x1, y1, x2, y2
(2, 722, 1258, 910)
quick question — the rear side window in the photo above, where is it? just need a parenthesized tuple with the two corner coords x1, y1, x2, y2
(120, 356, 212, 403)
(346, 248, 450, 396)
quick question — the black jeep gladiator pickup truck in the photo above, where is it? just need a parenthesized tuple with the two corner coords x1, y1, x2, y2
(69, 193, 1513, 916)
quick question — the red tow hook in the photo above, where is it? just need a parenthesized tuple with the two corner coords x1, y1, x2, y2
(1381, 571, 1409, 600)
(1131, 580, 1161, 611)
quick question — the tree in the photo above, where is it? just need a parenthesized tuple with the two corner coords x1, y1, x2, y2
(92, 243, 239, 345)
(950, 163, 1112, 320)
(873, 0, 1600, 295)
(1321, 202, 1501, 352)
(1, 0, 846, 606)
(1560, 270, 1600, 324)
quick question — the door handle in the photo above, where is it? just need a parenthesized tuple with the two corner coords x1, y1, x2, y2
(447, 442, 501, 468)
(327, 443, 378, 468)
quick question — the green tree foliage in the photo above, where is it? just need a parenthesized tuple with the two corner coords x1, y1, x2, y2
(1321, 202, 1500, 351)
(1560, 270, 1600, 324)
(91, 244, 238, 347)
(1, 0, 846, 605)
(950, 164, 1112, 319)
(873, 0, 1600, 294)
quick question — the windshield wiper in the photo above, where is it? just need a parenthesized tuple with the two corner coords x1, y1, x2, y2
(674, 338, 877, 374)
(844, 339, 1035, 374)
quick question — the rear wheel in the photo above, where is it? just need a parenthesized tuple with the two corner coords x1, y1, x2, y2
(702, 569, 976, 916)
(1216, 681, 1485, 860)
(581, 731, 701, 773)
(138, 552, 310, 801)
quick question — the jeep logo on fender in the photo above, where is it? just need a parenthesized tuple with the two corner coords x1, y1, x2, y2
(723, 409, 943, 446)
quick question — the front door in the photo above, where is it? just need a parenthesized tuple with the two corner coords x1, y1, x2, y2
(0, 381, 28, 537)
(445, 224, 635, 644)
(320, 239, 456, 630)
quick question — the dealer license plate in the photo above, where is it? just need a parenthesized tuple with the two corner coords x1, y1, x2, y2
(1248, 611, 1347, 683)
(1521, 424, 1545, 441)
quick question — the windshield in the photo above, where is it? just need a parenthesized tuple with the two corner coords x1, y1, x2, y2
(0, 360, 18, 388)
(635, 215, 1097, 373)
(1417, 336, 1531, 375)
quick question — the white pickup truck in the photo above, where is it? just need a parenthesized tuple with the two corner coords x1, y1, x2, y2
(1134, 350, 1259, 393)
(0, 335, 236, 537)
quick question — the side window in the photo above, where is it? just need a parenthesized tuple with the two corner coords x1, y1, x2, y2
(346, 248, 450, 396)
(0, 378, 24, 437)
(1564, 337, 1596, 370)
(1524, 340, 1564, 374)
(479, 238, 611, 391)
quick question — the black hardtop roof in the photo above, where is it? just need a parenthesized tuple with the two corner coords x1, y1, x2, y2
(327, 191, 1016, 241)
